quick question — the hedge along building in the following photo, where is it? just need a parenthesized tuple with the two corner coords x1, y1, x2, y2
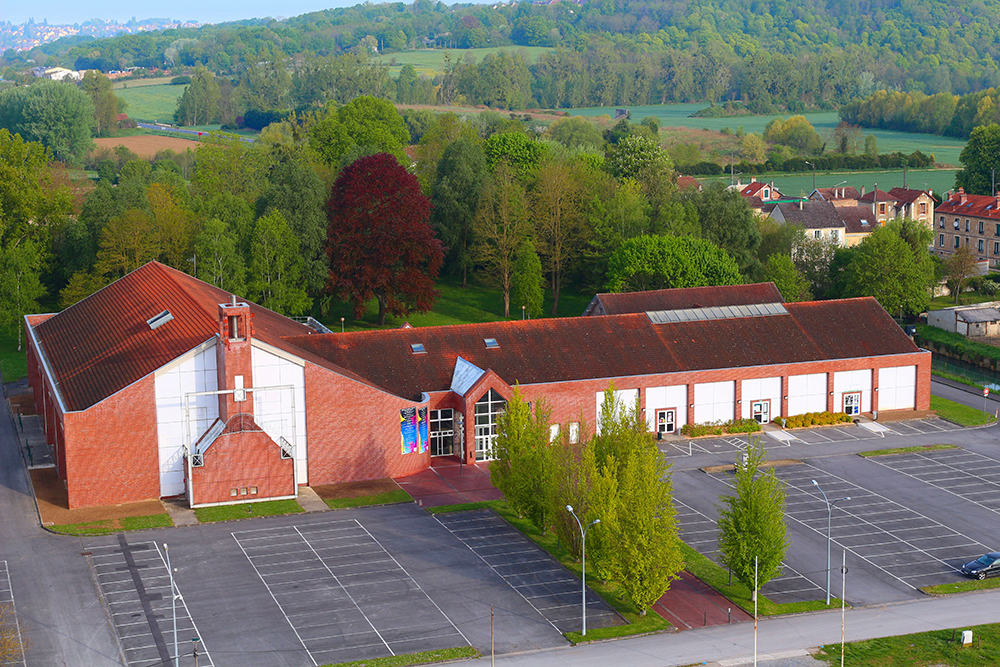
(25, 263, 931, 509)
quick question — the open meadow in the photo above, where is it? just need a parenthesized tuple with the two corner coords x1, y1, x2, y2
(701, 168, 959, 199)
(374, 46, 553, 77)
(115, 82, 186, 122)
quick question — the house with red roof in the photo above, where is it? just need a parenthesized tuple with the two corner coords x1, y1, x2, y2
(25, 263, 931, 509)
(934, 188, 1000, 267)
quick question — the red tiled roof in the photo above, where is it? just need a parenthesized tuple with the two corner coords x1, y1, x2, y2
(858, 189, 897, 203)
(676, 176, 701, 190)
(887, 187, 930, 204)
(812, 186, 861, 202)
(285, 298, 918, 401)
(31, 262, 315, 411)
(937, 191, 1000, 221)
(588, 283, 783, 315)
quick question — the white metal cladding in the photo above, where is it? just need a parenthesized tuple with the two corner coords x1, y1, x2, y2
(596, 388, 639, 433)
(741, 377, 782, 419)
(645, 385, 687, 431)
(252, 347, 308, 483)
(155, 344, 219, 497)
(693, 381, 735, 424)
(877, 365, 916, 411)
(833, 369, 872, 413)
(646, 302, 787, 324)
(787, 373, 828, 416)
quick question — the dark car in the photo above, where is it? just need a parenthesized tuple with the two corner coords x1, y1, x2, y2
(961, 552, 1000, 579)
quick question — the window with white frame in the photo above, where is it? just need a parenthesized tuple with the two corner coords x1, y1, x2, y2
(474, 389, 506, 460)
(549, 424, 560, 442)
(569, 422, 580, 444)
(814, 230, 822, 239)
(429, 408, 455, 456)
(939, 234, 945, 247)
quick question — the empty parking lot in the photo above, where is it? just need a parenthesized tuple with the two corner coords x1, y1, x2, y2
(867, 448, 1000, 514)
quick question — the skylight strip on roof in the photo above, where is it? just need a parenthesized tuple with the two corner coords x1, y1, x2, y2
(645, 302, 788, 324)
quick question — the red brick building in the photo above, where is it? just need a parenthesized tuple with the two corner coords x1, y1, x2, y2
(26, 264, 931, 509)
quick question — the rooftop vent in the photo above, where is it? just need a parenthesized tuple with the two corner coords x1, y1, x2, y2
(484, 338, 499, 349)
(410, 343, 426, 354)
(146, 310, 174, 330)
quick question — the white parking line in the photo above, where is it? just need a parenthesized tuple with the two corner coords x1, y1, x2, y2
(867, 449, 1000, 516)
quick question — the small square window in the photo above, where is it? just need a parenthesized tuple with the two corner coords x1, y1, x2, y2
(250, 486, 258, 495)
(484, 338, 499, 348)
(230, 488, 238, 497)
(410, 343, 426, 354)
(240, 487, 248, 496)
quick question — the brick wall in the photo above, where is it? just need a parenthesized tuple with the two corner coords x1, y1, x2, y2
(61, 375, 160, 509)
(189, 426, 294, 505)
(304, 363, 429, 484)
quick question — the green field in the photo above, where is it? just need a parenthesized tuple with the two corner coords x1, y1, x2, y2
(374, 46, 553, 78)
(568, 104, 968, 166)
(116, 83, 186, 123)
(702, 169, 958, 199)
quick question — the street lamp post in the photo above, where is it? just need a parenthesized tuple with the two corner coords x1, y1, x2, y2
(566, 505, 600, 635)
(805, 161, 816, 191)
(163, 544, 179, 667)
(811, 480, 850, 605)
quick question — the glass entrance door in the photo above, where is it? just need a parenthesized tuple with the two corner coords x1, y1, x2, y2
(751, 400, 770, 424)
(843, 392, 861, 416)
(656, 409, 675, 434)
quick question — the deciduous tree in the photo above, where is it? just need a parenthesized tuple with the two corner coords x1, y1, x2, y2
(532, 158, 582, 313)
(431, 138, 487, 286)
(605, 235, 743, 292)
(491, 386, 552, 530)
(326, 153, 443, 325)
(944, 246, 980, 303)
(175, 66, 221, 126)
(0, 80, 95, 162)
(194, 218, 246, 295)
(95, 209, 161, 278)
(842, 221, 934, 316)
(81, 70, 121, 137)
(762, 253, 812, 302)
(717, 436, 788, 601)
(955, 123, 1000, 195)
(0, 241, 45, 350)
(473, 162, 532, 318)
(510, 239, 544, 318)
(247, 211, 311, 315)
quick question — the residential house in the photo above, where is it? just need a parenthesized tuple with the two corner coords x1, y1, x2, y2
(808, 186, 862, 207)
(837, 205, 879, 246)
(771, 201, 846, 245)
(858, 188, 898, 224)
(888, 187, 935, 226)
(934, 188, 1000, 267)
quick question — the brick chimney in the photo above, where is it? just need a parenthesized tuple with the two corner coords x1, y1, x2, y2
(216, 295, 254, 421)
(959, 187, 967, 204)
(861, 185, 866, 196)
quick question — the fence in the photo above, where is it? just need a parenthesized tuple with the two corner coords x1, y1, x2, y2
(931, 356, 1000, 391)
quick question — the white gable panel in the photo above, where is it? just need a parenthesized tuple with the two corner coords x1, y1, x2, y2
(740, 377, 782, 419)
(834, 369, 872, 413)
(252, 346, 308, 483)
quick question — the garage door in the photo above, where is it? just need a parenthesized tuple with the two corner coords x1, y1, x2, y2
(787, 373, 827, 416)
(693, 381, 734, 424)
(877, 365, 916, 411)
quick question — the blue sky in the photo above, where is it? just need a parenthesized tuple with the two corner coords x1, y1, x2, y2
(12, 0, 367, 26)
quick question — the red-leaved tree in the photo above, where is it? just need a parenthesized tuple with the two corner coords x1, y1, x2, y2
(326, 153, 444, 325)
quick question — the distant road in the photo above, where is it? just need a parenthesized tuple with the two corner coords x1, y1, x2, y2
(136, 121, 254, 142)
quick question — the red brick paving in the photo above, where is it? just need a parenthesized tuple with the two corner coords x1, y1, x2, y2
(653, 570, 752, 629)
(395, 458, 503, 507)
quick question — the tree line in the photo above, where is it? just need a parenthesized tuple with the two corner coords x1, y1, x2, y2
(840, 87, 1000, 139)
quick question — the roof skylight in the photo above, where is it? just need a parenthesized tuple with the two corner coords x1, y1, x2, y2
(484, 338, 499, 348)
(410, 343, 426, 354)
(146, 310, 174, 330)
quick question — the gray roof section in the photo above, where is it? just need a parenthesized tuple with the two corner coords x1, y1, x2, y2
(646, 302, 788, 324)
(776, 201, 847, 229)
(957, 308, 1000, 323)
(451, 356, 486, 396)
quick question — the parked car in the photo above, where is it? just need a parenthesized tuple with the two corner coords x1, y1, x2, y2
(961, 552, 1000, 579)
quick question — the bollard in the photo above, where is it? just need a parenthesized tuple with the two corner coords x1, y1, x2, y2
(728, 608, 732, 624)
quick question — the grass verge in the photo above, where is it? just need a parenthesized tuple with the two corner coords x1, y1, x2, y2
(427, 501, 502, 514)
(0, 330, 27, 381)
(930, 395, 996, 427)
(322, 646, 479, 667)
(51, 514, 173, 535)
(932, 368, 985, 390)
(815, 622, 1000, 666)
(922, 577, 1000, 595)
(679, 543, 843, 616)
(325, 489, 413, 509)
(859, 444, 958, 457)
(194, 499, 305, 523)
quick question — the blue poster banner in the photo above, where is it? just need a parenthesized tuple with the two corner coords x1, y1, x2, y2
(400, 407, 418, 454)
(418, 407, 429, 454)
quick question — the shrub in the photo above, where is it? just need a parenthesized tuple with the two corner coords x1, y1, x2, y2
(681, 421, 724, 437)
(726, 418, 762, 434)
(783, 411, 852, 429)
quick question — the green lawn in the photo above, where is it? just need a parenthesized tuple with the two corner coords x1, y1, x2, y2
(922, 577, 1000, 594)
(0, 330, 27, 382)
(859, 444, 958, 457)
(51, 513, 173, 535)
(702, 168, 956, 200)
(375, 46, 553, 78)
(324, 488, 413, 509)
(321, 646, 479, 667)
(194, 498, 305, 522)
(568, 104, 966, 166)
(930, 395, 996, 427)
(816, 623, 1000, 666)
(116, 83, 186, 123)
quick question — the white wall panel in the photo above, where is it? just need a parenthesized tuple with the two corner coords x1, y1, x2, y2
(740, 377, 782, 420)
(877, 365, 916, 411)
(693, 381, 735, 424)
(787, 373, 827, 416)
(596, 388, 640, 433)
(252, 346, 308, 482)
(645, 385, 687, 432)
(155, 343, 219, 497)
(833, 369, 872, 413)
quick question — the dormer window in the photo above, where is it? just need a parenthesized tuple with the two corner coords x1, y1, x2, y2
(484, 338, 499, 349)
(762, 188, 770, 199)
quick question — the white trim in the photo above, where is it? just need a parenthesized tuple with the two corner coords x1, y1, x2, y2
(25, 316, 68, 414)
(191, 493, 297, 509)
(252, 339, 305, 367)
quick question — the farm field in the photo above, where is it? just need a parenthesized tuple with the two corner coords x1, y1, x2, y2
(568, 104, 968, 166)
(700, 168, 958, 199)
(374, 46, 553, 77)
(116, 82, 186, 122)
(94, 134, 200, 157)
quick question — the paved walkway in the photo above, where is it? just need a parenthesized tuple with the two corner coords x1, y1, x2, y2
(395, 458, 503, 507)
(654, 570, 753, 629)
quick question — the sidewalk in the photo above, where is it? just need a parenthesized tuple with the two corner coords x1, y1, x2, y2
(395, 458, 503, 507)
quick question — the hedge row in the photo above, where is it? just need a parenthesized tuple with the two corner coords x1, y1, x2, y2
(915, 324, 1000, 369)
(779, 411, 852, 429)
(680, 418, 762, 437)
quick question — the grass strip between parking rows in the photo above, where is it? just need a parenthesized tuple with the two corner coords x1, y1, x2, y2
(921, 577, 1000, 595)
(321, 646, 480, 667)
(815, 622, 1000, 666)
(324, 488, 414, 509)
(194, 498, 305, 523)
(678, 543, 843, 616)
(50, 513, 173, 535)
(430, 500, 670, 642)
(930, 395, 997, 427)
(858, 443, 958, 457)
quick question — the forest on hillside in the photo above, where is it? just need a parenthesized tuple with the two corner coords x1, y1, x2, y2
(6, 0, 1000, 112)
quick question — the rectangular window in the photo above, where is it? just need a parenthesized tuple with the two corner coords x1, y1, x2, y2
(879, 203, 886, 214)
(979, 239, 985, 253)
(955, 236, 961, 249)
(429, 408, 455, 457)
(939, 234, 945, 247)
(994, 242, 998, 255)
(980, 221, 985, 234)
(966, 220, 971, 232)
(569, 422, 580, 444)
(830, 229, 839, 241)
(549, 424, 560, 443)
(995, 224, 999, 237)
(940, 216, 946, 227)
(814, 230, 822, 239)
(920, 203, 927, 214)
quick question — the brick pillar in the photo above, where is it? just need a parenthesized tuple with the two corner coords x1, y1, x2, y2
(781, 376, 789, 419)
(216, 297, 254, 421)
(687, 384, 695, 429)
(827, 373, 836, 413)
(871, 367, 880, 415)
(734, 381, 742, 421)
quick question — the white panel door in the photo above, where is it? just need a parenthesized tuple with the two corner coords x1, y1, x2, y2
(740, 377, 782, 420)
(877, 365, 916, 411)
(833, 369, 872, 413)
(693, 381, 735, 424)
(787, 373, 828, 416)
(645, 385, 687, 432)
(596, 388, 640, 433)
(252, 347, 309, 483)
(154, 344, 219, 497)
